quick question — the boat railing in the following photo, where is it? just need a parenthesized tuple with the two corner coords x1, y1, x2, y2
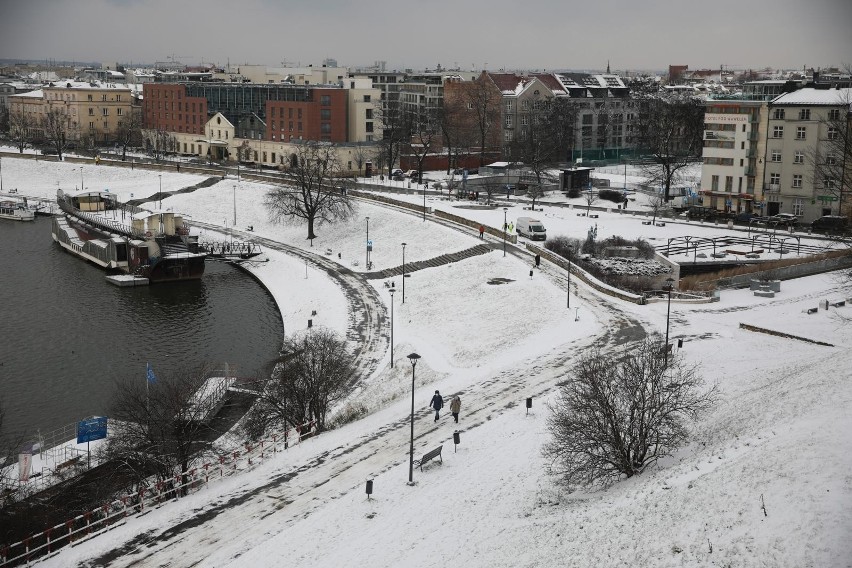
(57, 196, 148, 239)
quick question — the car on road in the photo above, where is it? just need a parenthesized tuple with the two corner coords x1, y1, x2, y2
(686, 206, 717, 221)
(391, 168, 404, 177)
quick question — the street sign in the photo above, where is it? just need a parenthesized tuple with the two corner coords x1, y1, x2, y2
(367, 239, 373, 251)
(77, 417, 108, 444)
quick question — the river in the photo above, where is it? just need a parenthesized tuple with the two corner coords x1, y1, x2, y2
(0, 216, 285, 441)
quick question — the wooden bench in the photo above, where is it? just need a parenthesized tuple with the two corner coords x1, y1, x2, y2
(805, 307, 818, 314)
(641, 220, 652, 225)
(831, 301, 846, 308)
(413, 445, 443, 472)
(588, 214, 599, 218)
(754, 290, 775, 298)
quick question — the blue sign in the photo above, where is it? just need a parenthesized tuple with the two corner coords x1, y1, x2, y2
(77, 417, 108, 444)
(367, 239, 373, 252)
(463, 169, 468, 181)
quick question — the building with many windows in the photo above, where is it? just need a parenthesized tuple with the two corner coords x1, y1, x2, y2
(762, 87, 851, 221)
(7, 81, 139, 146)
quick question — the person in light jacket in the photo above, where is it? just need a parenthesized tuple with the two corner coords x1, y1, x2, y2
(430, 390, 444, 422)
(450, 395, 461, 423)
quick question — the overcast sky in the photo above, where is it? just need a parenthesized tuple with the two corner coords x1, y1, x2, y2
(1, 0, 850, 73)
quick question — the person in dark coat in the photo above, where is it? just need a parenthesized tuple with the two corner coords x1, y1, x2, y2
(478, 225, 485, 239)
(430, 390, 444, 421)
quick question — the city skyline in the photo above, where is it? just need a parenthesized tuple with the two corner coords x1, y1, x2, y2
(1, 0, 850, 74)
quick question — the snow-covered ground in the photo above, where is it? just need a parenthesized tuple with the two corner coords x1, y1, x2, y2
(1, 155, 850, 567)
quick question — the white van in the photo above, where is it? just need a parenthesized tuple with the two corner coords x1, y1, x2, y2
(516, 217, 547, 240)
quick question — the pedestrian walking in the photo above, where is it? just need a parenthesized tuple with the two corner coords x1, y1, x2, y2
(478, 225, 485, 239)
(450, 395, 461, 423)
(430, 390, 444, 421)
(508, 221, 514, 233)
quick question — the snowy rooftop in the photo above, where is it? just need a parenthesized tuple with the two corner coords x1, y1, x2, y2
(772, 87, 852, 106)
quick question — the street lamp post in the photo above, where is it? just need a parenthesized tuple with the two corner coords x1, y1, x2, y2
(566, 244, 573, 308)
(158, 174, 162, 209)
(366, 217, 370, 269)
(503, 208, 508, 257)
(422, 186, 426, 222)
(0, 156, 3, 192)
(233, 184, 237, 226)
(664, 277, 675, 366)
(407, 352, 421, 485)
(402, 242, 407, 304)
(389, 288, 395, 368)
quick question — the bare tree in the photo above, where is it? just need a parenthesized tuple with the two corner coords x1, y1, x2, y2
(462, 75, 502, 167)
(243, 327, 356, 437)
(584, 186, 599, 216)
(263, 141, 355, 242)
(374, 97, 406, 177)
(7, 109, 33, 153)
(406, 107, 442, 185)
(41, 108, 74, 160)
(351, 143, 370, 176)
(634, 95, 705, 201)
(648, 188, 668, 225)
(115, 110, 143, 161)
(544, 339, 716, 487)
(103, 366, 221, 492)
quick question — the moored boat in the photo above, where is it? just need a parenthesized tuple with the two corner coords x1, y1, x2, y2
(0, 198, 36, 222)
(52, 189, 207, 283)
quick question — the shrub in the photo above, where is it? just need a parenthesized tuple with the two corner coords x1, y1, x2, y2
(598, 189, 624, 203)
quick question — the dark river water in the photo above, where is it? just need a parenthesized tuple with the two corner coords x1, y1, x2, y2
(0, 216, 285, 440)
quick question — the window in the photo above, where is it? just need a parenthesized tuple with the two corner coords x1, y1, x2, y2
(365, 122, 373, 133)
(799, 108, 810, 120)
(504, 130, 513, 142)
(365, 109, 373, 119)
(88, 108, 94, 116)
(796, 126, 806, 140)
(297, 122, 302, 131)
(725, 176, 733, 192)
(773, 126, 784, 138)
(505, 100, 513, 112)
(794, 151, 804, 164)
(792, 174, 802, 188)
(505, 115, 512, 127)
(769, 172, 780, 185)
(824, 177, 835, 189)
(320, 109, 331, 120)
(363, 95, 371, 103)
(773, 108, 785, 120)
(711, 175, 719, 191)
(321, 95, 331, 106)
(102, 108, 108, 116)
(792, 198, 805, 216)
(321, 123, 332, 134)
(116, 108, 122, 116)
(89, 121, 94, 129)
(87, 94, 93, 102)
(467, 102, 473, 110)
(102, 94, 107, 101)
(827, 127, 839, 140)
(828, 109, 840, 120)
(771, 150, 781, 162)
(827, 155, 837, 165)
(298, 109, 302, 119)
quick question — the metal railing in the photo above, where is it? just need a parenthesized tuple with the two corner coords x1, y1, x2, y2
(0, 421, 317, 567)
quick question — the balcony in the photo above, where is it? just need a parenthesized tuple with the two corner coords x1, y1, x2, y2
(763, 183, 780, 193)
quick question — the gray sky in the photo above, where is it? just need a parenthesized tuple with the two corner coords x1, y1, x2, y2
(1, 0, 850, 72)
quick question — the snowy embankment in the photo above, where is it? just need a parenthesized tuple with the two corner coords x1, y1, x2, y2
(2, 156, 849, 567)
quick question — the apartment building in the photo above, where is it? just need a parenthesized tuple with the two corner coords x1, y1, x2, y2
(763, 87, 851, 222)
(699, 81, 803, 215)
(8, 81, 138, 145)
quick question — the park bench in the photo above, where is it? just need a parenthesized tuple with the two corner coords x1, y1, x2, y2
(413, 445, 443, 472)
(831, 300, 846, 308)
(805, 307, 818, 314)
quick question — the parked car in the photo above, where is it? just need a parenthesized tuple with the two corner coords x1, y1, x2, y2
(686, 206, 717, 221)
(404, 169, 419, 179)
(40, 147, 59, 155)
(767, 213, 798, 227)
(391, 168, 404, 177)
(733, 212, 756, 223)
(810, 215, 849, 234)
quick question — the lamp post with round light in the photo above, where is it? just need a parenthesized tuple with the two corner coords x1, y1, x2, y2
(365, 216, 370, 269)
(389, 287, 395, 368)
(664, 277, 675, 366)
(407, 352, 421, 485)
(402, 242, 407, 304)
